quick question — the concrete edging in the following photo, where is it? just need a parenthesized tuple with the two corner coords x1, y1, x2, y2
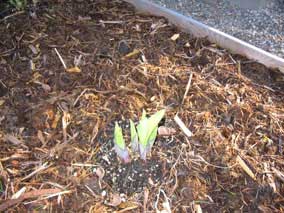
(125, 0, 284, 72)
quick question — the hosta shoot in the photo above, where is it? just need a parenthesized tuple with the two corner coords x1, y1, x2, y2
(9, 0, 27, 10)
(113, 122, 130, 163)
(137, 109, 165, 160)
(112, 109, 166, 163)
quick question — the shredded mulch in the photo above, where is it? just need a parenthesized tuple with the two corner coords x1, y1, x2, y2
(0, 0, 284, 211)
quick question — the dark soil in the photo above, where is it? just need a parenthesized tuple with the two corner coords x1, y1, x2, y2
(96, 120, 168, 195)
(0, 0, 284, 212)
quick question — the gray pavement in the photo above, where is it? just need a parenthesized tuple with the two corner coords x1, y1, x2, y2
(150, 0, 284, 58)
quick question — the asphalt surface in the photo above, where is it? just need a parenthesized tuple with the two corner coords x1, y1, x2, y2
(150, 0, 284, 58)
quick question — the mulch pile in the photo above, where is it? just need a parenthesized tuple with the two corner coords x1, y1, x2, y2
(0, 0, 284, 211)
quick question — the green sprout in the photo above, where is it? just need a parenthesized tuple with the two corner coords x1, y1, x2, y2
(113, 109, 165, 163)
(9, 0, 27, 10)
(137, 109, 165, 160)
(113, 122, 130, 163)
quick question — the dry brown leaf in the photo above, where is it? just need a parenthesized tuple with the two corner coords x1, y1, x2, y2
(116, 204, 139, 212)
(158, 126, 176, 136)
(66, 66, 81, 73)
(37, 130, 45, 145)
(236, 155, 256, 180)
(33, 80, 51, 92)
(5, 135, 24, 146)
(118, 201, 139, 210)
(108, 193, 122, 207)
(52, 112, 61, 129)
(41, 83, 51, 92)
(95, 167, 105, 180)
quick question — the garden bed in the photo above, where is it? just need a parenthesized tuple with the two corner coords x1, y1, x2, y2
(0, 0, 284, 211)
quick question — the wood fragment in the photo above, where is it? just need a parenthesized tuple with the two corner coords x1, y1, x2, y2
(170, 33, 180, 41)
(4, 135, 28, 149)
(181, 72, 193, 106)
(66, 66, 81, 73)
(174, 115, 193, 137)
(122, 49, 140, 59)
(21, 162, 50, 181)
(0, 188, 61, 211)
(158, 126, 177, 136)
(236, 155, 256, 180)
(11, 187, 26, 199)
(192, 203, 202, 213)
(143, 188, 149, 212)
(272, 168, 284, 182)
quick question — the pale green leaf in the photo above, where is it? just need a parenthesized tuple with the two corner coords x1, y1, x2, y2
(148, 126, 158, 149)
(137, 117, 149, 148)
(147, 109, 165, 132)
(114, 122, 125, 149)
(141, 109, 147, 120)
(137, 109, 166, 160)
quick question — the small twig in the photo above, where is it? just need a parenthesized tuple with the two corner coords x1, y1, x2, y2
(181, 72, 193, 106)
(154, 188, 161, 211)
(236, 155, 256, 180)
(23, 190, 72, 205)
(0, 11, 24, 23)
(273, 168, 284, 182)
(193, 155, 236, 169)
(71, 163, 97, 167)
(21, 162, 50, 181)
(73, 89, 88, 107)
(11, 187, 26, 199)
(62, 111, 71, 143)
(0, 188, 61, 211)
(99, 20, 124, 24)
(54, 48, 67, 70)
(143, 188, 149, 212)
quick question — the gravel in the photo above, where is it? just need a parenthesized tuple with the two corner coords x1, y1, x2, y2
(149, 0, 284, 58)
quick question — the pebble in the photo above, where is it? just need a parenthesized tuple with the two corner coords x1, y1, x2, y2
(101, 190, 107, 197)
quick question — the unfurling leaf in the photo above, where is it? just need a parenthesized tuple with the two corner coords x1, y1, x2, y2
(147, 126, 158, 151)
(141, 109, 147, 120)
(137, 109, 165, 160)
(147, 109, 165, 132)
(137, 117, 149, 147)
(130, 119, 139, 153)
(113, 109, 165, 162)
(114, 122, 130, 163)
